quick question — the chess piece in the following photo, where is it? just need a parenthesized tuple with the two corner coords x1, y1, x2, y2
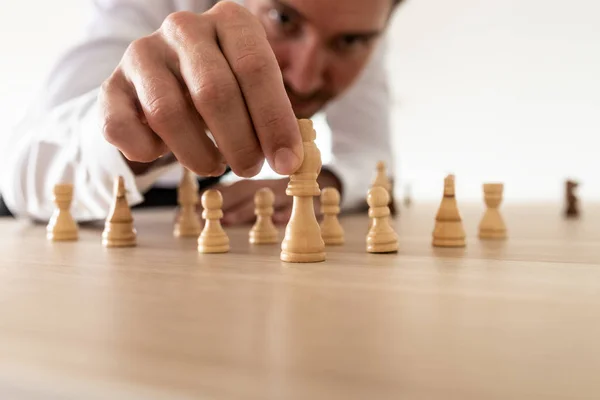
(320, 187, 344, 245)
(249, 188, 278, 244)
(403, 184, 412, 208)
(565, 180, 580, 218)
(370, 161, 394, 227)
(366, 186, 399, 253)
(281, 119, 326, 263)
(174, 168, 202, 237)
(479, 183, 507, 239)
(432, 174, 466, 247)
(198, 189, 230, 253)
(372, 161, 392, 194)
(102, 176, 137, 247)
(47, 183, 78, 241)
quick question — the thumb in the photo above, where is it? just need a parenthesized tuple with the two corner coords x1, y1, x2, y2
(258, 116, 304, 176)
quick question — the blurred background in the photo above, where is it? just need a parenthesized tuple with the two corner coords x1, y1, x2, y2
(0, 0, 598, 202)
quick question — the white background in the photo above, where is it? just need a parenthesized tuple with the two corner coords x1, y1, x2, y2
(0, 0, 598, 202)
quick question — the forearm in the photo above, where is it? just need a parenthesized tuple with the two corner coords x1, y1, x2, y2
(1, 90, 144, 221)
(0, 1, 183, 220)
(318, 168, 343, 194)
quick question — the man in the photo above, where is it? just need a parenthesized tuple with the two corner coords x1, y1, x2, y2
(0, 0, 400, 224)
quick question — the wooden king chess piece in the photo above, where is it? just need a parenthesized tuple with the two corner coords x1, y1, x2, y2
(174, 168, 202, 237)
(432, 174, 466, 248)
(47, 183, 78, 241)
(320, 187, 344, 245)
(102, 176, 137, 247)
(479, 183, 507, 239)
(281, 119, 326, 263)
(198, 189, 230, 253)
(366, 186, 399, 253)
(249, 188, 279, 244)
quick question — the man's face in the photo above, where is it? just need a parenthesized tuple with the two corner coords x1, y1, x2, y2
(246, 0, 392, 118)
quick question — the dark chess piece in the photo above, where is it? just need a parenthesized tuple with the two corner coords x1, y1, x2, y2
(565, 180, 580, 218)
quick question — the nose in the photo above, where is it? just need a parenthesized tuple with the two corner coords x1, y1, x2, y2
(283, 34, 326, 96)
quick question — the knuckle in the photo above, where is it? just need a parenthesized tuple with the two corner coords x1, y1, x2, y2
(123, 36, 154, 65)
(102, 118, 163, 163)
(210, 2, 265, 35)
(99, 76, 116, 97)
(161, 11, 197, 38)
(101, 115, 126, 146)
(144, 95, 183, 130)
(211, 1, 247, 19)
(232, 52, 271, 81)
(191, 77, 237, 110)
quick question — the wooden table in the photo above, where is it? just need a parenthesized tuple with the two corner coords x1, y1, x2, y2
(0, 203, 599, 399)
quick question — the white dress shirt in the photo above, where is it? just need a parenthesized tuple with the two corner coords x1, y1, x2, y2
(0, 0, 393, 221)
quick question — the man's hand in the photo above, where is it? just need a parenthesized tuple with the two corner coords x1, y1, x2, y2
(204, 170, 343, 226)
(99, 2, 303, 179)
(211, 179, 290, 226)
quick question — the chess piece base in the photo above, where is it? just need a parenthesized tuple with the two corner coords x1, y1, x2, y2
(198, 243, 230, 254)
(323, 236, 344, 246)
(102, 238, 137, 247)
(280, 251, 326, 263)
(47, 212, 79, 242)
(565, 210, 579, 218)
(367, 241, 398, 253)
(432, 219, 466, 248)
(102, 223, 137, 248)
(479, 230, 507, 240)
(174, 207, 202, 238)
(198, 232, 230, 254)
(432, 238, 466, 248)
(249, 232, 278, 245)
(174, 224, 202, 238)
(47, 231, 78, 241)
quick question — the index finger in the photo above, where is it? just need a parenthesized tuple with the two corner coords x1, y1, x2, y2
(208, 3, 303, 175)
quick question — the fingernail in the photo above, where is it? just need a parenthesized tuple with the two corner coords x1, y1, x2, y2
(208, 163, 227, 177)
(273, 148, 301, 175)
(240, 159, 264, 178)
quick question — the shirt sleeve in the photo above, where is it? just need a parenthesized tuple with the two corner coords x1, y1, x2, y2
(324, 38, 394, 211)
(0, 0, 181, 221)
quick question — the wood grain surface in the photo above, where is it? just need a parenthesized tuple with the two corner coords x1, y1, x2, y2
(0, 203, 598, 400)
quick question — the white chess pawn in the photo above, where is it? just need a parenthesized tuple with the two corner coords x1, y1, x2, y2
(102, 176, 137, 247)
(432, 174, 466, 248)
(366, 186, 399, 253)
(479, 183, 507, 239)
(47, 183, 78, 241)
(369, 161, 393, 228)
(320, 187, 344, 245)
(372, 161, 392, 194)
(249, 188, 278, 244)
(198, 189, 230, 253)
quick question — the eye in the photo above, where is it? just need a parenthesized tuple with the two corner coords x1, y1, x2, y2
(268, 8, 300, 36)
(333, 35, 370, 54)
